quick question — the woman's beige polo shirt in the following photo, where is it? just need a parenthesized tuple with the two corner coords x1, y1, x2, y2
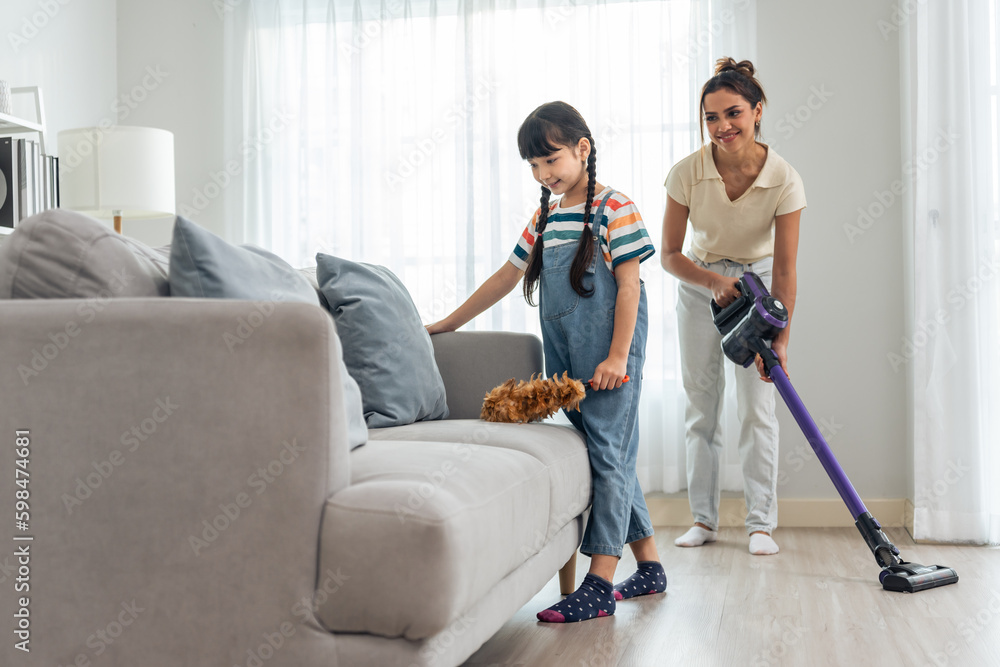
(665, 144, 807, 265)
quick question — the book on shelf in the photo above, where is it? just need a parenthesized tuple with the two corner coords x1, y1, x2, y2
(0, 136, 60, 229)
(0, 137, 18, 228)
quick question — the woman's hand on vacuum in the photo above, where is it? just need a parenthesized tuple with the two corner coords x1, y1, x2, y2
(591, 356, 628, 390)
(711, 275, 742, 308)
(756, 339, 789, 383)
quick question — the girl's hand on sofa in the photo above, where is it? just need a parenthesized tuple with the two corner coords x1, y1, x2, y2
(425, 321, 454, 335)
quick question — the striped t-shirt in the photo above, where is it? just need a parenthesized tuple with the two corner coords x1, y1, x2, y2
(508, 187, 655, 273)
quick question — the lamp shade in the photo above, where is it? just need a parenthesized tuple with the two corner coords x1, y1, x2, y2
(58, 126, 175, 218)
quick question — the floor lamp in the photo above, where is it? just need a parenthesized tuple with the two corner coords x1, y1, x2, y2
(58, 126, 175, 233)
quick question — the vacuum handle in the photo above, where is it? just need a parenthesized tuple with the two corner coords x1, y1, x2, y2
(710, 280, 752, 336)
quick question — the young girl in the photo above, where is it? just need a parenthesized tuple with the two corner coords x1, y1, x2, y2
(427, 101, 664, 623)
(661, 58, 806, 555)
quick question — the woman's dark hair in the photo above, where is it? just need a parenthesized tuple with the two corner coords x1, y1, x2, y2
(699, 57, 768, 144)
(517, 101, 597, 306)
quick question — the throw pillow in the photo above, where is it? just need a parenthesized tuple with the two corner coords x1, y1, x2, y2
(315, 253, 449, 428)
(168, 216, 318, 303)
(168, 217, 367, 450)
(0, 209, 170, 299)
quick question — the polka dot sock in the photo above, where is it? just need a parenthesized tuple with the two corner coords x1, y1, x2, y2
(536, 573, 615, 623)
(613, 561, 667, 601)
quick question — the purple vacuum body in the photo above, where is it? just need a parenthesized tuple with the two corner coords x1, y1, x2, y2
(711, 272, 958, 593)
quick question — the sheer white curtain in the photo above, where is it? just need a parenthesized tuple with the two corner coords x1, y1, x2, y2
(221, 0, 756, 494)
(901, 0, 1000, 544)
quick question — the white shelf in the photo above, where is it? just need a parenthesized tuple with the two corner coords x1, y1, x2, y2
(1, 87, 51, 228)
(0, 112, 44, 134)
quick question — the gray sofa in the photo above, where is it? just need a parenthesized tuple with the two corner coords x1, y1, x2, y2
(0, 297, 591, 665)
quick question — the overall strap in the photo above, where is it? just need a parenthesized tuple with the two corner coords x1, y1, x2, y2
(591, 189, 616, 239)
(586, 189, 617, 273)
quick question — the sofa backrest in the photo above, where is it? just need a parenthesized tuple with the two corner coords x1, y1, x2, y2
(430, 331, 544, 420)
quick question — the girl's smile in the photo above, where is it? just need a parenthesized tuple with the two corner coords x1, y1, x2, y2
(528, 141, 593, 206)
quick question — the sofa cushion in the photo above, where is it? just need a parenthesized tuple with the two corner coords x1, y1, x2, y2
(0, 209, 170, 298)
(315, 253, 448, 428)
(297, 265, 330, 309)
(369, 420, 591, 541)
(169, 216, 318, 303)
(167, 219, 367, 449)
(317, 439, 551, 639)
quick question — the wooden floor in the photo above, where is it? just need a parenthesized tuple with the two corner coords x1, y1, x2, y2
(463, 527, 1000, 667)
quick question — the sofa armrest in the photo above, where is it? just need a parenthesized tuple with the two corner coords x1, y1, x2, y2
(0, 298, 349, 664)
(430, 331, 543, 420)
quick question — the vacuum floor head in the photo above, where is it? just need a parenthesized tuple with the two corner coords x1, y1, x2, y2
(880, 562, 960, 593)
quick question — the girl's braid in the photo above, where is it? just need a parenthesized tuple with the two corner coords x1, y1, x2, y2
(583, 144, 597, 230)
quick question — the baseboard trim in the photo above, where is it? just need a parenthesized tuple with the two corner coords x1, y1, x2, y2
(646, 496, 907, 528)
(904, 497, 915, 539)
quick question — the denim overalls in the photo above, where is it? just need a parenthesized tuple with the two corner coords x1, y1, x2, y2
(539, 190, 655, 558)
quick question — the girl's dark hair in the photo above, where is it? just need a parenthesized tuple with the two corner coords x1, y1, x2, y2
(699, 57, 768, 144)
(517, 101, 598, 306)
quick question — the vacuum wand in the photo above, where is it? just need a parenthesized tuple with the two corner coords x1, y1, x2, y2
(711, 272, 959, 593)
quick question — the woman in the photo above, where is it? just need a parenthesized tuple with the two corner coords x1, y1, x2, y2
(661, 58, 806, 555)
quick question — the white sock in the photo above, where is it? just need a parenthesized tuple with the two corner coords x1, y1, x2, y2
(674, 526, 717, 547)
(749, 533, 779, 555)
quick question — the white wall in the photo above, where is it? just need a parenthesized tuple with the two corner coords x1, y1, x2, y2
(0, 0, 117, 248)
(115, 0, 225, 248)
(1, 0, 117, 140)
(758, 0, 907, 501)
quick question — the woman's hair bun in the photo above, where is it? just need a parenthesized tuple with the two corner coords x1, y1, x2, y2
(715, 57, 755, 79)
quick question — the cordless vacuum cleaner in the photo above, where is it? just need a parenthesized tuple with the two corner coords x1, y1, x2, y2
(711, 272, 959, 593)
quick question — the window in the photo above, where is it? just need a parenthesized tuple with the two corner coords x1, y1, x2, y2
(992, 0, 1000, 336)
